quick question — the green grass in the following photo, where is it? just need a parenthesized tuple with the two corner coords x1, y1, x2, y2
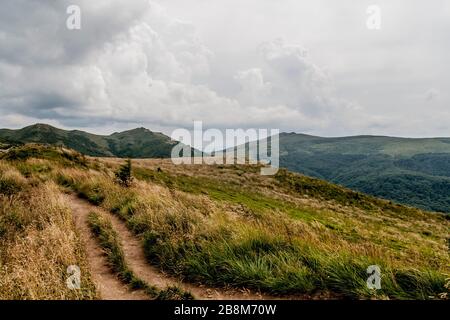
(101, 164, 449, 299)
(87, 211, 193, 300)
(4, 145, 449, 300)
(56, 174, 106, 206)
(139, 221, 448, 299)
(133, 166, 323, 222)
(0, 144, 88, 168)
(16, 162, 52, 178)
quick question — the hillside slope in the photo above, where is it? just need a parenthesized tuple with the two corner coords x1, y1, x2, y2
(247, 133, 450, 213)
(3, 124, 450, 212)
(1, 145, 448, 299)
(0, 124, 180, 158)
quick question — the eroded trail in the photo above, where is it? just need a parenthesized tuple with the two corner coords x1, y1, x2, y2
(63, 193, 148, 300)
(64, 193, 271, 300)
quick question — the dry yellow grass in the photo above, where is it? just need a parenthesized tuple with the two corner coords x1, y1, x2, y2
(1, 145, 449, 299)
(0, 180, 97, 299)
(55, 157, 449, 298)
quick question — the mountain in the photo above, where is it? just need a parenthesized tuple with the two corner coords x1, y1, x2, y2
(2, 124, 450, 213)
(0, 124, 182, 158)
(276, 133, 450, 213)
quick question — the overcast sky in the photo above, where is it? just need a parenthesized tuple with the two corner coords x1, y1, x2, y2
(0, 0, 449, 137)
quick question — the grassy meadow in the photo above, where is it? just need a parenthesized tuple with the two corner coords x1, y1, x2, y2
(0, 163, 97, 299)
(0, 144, 449, 299)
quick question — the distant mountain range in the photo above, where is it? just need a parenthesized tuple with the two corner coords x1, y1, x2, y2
(276, 133, 450, 213)
(0, 123, 180, 158)
(1, 124, 450, 213)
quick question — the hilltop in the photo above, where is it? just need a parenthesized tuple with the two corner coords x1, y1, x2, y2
(0, 124, 180, 158)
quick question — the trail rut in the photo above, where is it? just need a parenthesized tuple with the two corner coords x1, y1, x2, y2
(64, 193, 271, 300)
(63, 193, 148, 300)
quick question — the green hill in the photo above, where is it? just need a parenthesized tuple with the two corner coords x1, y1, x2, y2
(277, 133, 450, 213)
(3, 124, 450, 213)
(0, 124, 182, 158)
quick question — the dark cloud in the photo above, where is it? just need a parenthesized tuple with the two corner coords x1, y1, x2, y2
(0, 0, 449, 137)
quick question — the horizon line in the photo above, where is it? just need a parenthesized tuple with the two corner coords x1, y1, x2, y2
(1, 122, 450, 140)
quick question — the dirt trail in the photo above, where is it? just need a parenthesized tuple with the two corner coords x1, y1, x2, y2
(63, 193, 271, 300)
(63, 193, 149, 300)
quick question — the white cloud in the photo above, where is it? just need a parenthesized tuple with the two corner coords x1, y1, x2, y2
(0, 1, 364, 134)
(0, 0, 449, 138)
(234, 39, 375, 133)
(0, 0, 219, 129)
(425, 88, 440, 102)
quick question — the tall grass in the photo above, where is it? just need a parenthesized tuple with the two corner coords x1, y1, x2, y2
(2, 145, 448, 300)
(88, 210, 193, 300)
(0, 179, 97, 299)
(55, 167, 449, 299)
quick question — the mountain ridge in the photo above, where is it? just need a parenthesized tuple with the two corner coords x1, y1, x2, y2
(2, 124, 450, 212)
(0, 123, 181, 158)
(274, 133, 450, 213)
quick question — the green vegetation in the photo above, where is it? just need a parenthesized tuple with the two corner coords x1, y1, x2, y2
(2, 145, 449, 300)
(0, 172, 26, 195)
(88, 211, 155, 293)
(115, 159, 133, 187)
(3, 124, 450, 212)
(4, 124, 450, 212)
(275, 133, 450, 213)
(88, 211, 193, 300)
(0, 123, 186, 158)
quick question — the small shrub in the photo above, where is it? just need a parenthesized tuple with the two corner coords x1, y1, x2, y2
(115, 159, 132, 187)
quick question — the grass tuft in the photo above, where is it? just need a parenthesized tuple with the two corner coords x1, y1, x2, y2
(87, 210, 193, 300)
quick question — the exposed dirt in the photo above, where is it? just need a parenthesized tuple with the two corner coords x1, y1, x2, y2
(103, 204, 270, 300)
(63, 193, 274, 300)
(63, 193, 149, 300)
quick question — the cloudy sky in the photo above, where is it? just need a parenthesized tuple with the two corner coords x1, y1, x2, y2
(0, 0, 449, 137)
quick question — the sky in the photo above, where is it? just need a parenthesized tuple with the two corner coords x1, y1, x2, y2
(0, 0, 449, 137)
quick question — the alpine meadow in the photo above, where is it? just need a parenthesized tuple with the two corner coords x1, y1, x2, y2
(0, 144, 449, 300)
